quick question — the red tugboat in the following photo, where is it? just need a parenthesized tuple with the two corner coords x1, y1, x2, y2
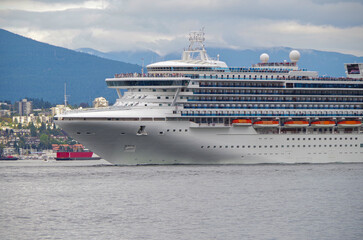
(55, 151, 101, 161)
(0, 155, 19, 161)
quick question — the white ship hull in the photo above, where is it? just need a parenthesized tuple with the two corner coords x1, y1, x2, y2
(56, 120, 363, 165)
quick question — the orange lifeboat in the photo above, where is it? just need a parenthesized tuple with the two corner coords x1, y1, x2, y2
(253, 120, 279, 128)
(232, 119, 252, 126)
(337, 120, 362, 128)
(284, 121, 309, 128)
(311, 120, 336, 128)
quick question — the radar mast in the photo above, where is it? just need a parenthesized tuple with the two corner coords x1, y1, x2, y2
(182, 28, 209, 61)
(188, 28, 205, 51)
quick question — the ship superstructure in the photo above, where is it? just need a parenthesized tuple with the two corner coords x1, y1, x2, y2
(55, 30, 363, 165)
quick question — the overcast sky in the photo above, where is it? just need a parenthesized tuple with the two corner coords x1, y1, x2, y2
(1, 0, 363, 56)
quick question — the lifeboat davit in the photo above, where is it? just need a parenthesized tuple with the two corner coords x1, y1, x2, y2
(311, 120, 336, 128)
(337, 120, 362, 128)
(284, 121, 309, 128)
(232, 119, 252, 126)
(253, 121, 279, 128)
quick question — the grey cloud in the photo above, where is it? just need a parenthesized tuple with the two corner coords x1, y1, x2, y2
(0, 0, 362, 56)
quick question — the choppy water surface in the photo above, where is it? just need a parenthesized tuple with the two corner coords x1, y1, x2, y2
(0, 160, 362, 240)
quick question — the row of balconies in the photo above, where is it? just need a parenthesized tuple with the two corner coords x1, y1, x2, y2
(183, 104, 362, 110)
(180, 111, 363, 117)
(193, 90, 362, 96)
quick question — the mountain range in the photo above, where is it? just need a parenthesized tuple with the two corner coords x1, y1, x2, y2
(1, 28, 362, 105)
(0, 29, 140, 105)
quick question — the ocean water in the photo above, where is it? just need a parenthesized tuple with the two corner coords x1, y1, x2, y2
(0, 160, 362, 240)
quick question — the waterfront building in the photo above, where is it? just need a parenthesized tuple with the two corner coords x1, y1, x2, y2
(16, 99, 32, 116)
(51, 105, 71, 116)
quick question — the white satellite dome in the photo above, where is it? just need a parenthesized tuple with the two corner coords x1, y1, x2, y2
(289, 50, 300, 63)
(260, 53, 269, 63)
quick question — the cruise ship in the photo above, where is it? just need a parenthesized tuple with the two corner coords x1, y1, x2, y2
(55, 30, 363, 165)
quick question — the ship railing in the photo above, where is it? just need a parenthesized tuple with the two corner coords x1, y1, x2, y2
(252, 62, 297, 67)
(114, 73, 187, 78)
(59, 106, 132, 115)
(114, 72, 363, 82)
